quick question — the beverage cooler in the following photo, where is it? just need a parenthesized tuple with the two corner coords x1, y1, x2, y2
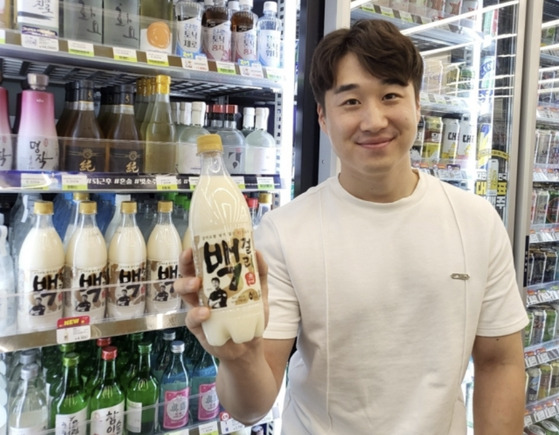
(0, 0, 297, 434)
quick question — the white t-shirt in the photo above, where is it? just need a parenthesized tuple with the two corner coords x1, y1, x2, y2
(255, 171, 528, 435)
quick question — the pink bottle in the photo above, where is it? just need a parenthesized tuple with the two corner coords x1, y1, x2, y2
(16, 73, 59, 171)
(0, 87, 13, 170)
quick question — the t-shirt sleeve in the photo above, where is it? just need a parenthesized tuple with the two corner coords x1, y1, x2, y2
(255, 213, 300, 340)
(476, 208, 529, 337)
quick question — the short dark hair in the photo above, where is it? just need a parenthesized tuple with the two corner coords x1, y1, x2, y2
(309, 20, 424, 109)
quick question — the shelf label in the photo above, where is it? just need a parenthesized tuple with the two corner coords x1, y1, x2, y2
(113, 47, 138, 63)
(232, 176, 246, 190)
(56, 316, 91, 344)
(20, 172, 57, 190)
(265, 67, 283, 81)
(161, 429, 189, 435)
(379, 6, 396, 18)
(398, 11, 414, 23)
(198, 421, 219, 434)
(239, 60, 264, 79)
(216, 61, 236, 75)
(21, 33, 59, 52)
(219, 412, 245, 434)
(0, 30, 5, 44)
(156, 175, 178, 191)
(68, 40, 95, 57)
(146, 51, 169, 67)
(524, 413, 533, 427)
(188, 176, 199, 191)
(62, 174, 88, 191)
(257, 177, 274, 190)
(181, 53, 209, 72)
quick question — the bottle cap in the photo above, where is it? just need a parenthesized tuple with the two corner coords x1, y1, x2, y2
(73, 192, 90, 201)
(171, 340, 185, 353)
(228, 0, 240, 11)
(62, 352, 80, 367)
(79, 200, 97, 214)
(20, 363, 40, 380)
(97, 337, 112, 347)
(27, 73, 49, 90)
(120, 200, 137, 214)
(138, 342, 152, 354)
(243, 107, 255, 117)
(163, 329, 176, 340)
(225, 104, 238, 114)
(156, 74, 171, 94)
(192, 101, 207, 113)
(158, 200, 173, 213)
(19, 350, 37, 365)
(59, 342, 76, 353)
(247, 197, 258, 209)
(101, 346, 118, 361)
(258, 192, 273, 204)
(263, 1, 277, 13)
(197, 134, 223, 154)
(255, 107, 269, 118)
(239, 0, 252, 7)
(212, 104, 225, 114)
(34, 200, 54, 215)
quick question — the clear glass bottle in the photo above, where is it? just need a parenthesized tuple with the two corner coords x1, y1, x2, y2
(159, 340, 189, 430)
(144, 74, 176, 173)
(216, 104, 246, 174)
(8, 363, 48, 433)
(201, 0, 231, 61)
(62, 0, 103, 43)
(125, 342, 159, 435)
(49, 352, 88, 434)
(140, 77, 156, 141)
(256, 1, 281, 68)
(174, 0, 203, 57)
(245, 107, 277, 174)
(89, 346, 125, 435)
(231, 0, 257, 62)
(177, 101, 209, 174)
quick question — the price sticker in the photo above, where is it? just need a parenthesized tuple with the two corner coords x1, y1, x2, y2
(62, 174, 88, 191)
(265, 67, 283, 81)
(379, 6, 396, 18)
(216, 61, 236, 75)
(0, 30, 5, 44)
(537, 349, 550, 364)
(198, 421, 219, 434)
(181, 54, 209, 72)
(219, 417, 245, 434)
(399, 11, 414, 23)
(161, 429, 189, 435)
(525, 353, 538, 368)
(257, 177, 275, 190)
(546, 403, 558, 418)
(239, 60, 264, 79)
(56, 316, 91, 344)
(535, 408, 547, 422)
(67, 40, 94, 57)
(113, 47, 138, 63)
(20, 173, 56, 190)
(146, 51, 169, 66)
(524, 413, 533, 427)
(232, 176, 246, 190)
(156, 175, 178, 191)
(188, 176, 199, 191)
(21, 34, 59, 52)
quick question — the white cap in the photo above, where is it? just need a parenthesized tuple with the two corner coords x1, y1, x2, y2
(204, 0, 213, 6)
(263, 1, 277, 13)
(228, 0, 240, 10)
(239, 0, 252, 7)
(243, 107, 255, 117)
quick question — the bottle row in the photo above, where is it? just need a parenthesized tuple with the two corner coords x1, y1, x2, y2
(526, 418, 559, 435)
(0, 188, 273, 337)
(526, 360, 559, 406)
(365, 0, 477, 20)
(0, 327, 228, 434)
(0, 73, 277, 175)
(4, 0, 283, 68)
(525, 305, 559, 348)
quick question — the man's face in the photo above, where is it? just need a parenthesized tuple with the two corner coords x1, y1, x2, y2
(318, 53, 420, 191)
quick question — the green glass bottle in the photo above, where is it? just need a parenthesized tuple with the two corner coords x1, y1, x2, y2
(151, 329, 176, 382)
(84, 337, 112, 398)
(49, 352, 88, 433)
(89, 346, 125, 434)
(119, 332, 145, 389)
(48, 342, 77, 406)
(125, 342, 159, 434)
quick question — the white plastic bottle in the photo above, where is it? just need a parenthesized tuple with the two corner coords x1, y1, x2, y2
(146, 200, 182, 314)
(107, 201, 147, 320)
(256, 1, 281, 68)
(17, 201, 65, 332)
(0, 225, 15, 336)
(64, 200, 108, 321)
(245, 107, 276, 174)
(231, 0, 258, 63)
(189, 134, 264, 346)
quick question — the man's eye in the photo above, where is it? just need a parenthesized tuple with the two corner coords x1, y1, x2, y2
(343, 99, 360, 106)
(384, 93, 398, 100)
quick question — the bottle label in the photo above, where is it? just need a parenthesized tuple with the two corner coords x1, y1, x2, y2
(140, 20, 172, 53)
(16, 0, 59, 34)
(109, 146, 143, 173)
(55, 407, 87, 435)
(246, 145, 276, 174)
(176, 17, 202, 56)
(163, 387, 189, 429)
(90, 402, 124, 435)
(102, 0, 140, 49)
(16, 136, 59, 171)
(17, 266, 64, 330)
(125, 398, 157, 433)
(64, 265, 107, 321)
(62, 0, 103, 44)
(107, 262, 146, 318)
(0, 133, 13, 170)
(193, 224, 262, 311)
(146, 259, 180, 313)
(9, 422, 48, 434)
(232, 28, 257, 62)
(64, 141, 106, 172)
(176, 140, 201, 174)
(257, 29, 281, 67)
(202, 22, 231, 61)
(198, 382, 219, 421)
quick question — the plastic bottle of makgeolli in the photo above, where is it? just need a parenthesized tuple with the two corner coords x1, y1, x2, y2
(189, 133, 264, 346)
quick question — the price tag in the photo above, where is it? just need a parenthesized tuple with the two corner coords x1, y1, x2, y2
(232, 176, 246, 190)
(546, 402, 558, 418)
(219, 417, 245, 434)
(535, 408, 547, 422)
(198, 421, 219, 434)
(181, 54, 209, 72)
(156, 175, 178, 191)
(525, 353, 538, 368)
(161, 429, 189, 435)
(21, 34, 59, 52)
(537, 349, 550, 364)
(56, 316, 91, 344)
(399, 11, 414, 23)
(257, 177, 275, 190)
(0, 30, 5, 44)
(113, 47, 138, 62)
(379, 6, 396, 18)
(188, 176, 199, 190)
(216, 61, 236, 75)
(239, 60, 264, 79)
(20, 173, 56, 190)
(62, 174, 88, 191)
(265, 67, 283, 81)
(67, 40, 94, 57)
(524, 413, 533, 427)
(146, 51, 169, 66)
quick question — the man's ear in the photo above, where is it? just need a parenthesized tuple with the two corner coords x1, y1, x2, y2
(317, 104, 327, 134)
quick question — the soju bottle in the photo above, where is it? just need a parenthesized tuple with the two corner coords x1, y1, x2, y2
(49, 352, 88, 434)
(84, 337, 112, 398)
(119, 332, 145, 389)
(8, 363, 48, 433)
(126, 342, 159, 434)
(152, 329, 176, 382)
(159, 340, 190, 430)
(189, 340, 219, 423)
(89, 346, 125, 435)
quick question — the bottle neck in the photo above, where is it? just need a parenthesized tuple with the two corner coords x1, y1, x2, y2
(157, 210, 173, 226)
(137, 352, 151, 376)
(115, 104, 135, 116)
(78, 213, 98, 230)
(200, 150, 227, 176)
(120, 212, 138, 228)
(63, 364, 82, 392)
(192, 110, 205, 127)
(101, 358, 117, 384)
(34, 213, 54, 230)
(255, 114, 267, 130)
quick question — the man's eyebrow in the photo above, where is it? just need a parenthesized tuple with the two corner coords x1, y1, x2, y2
(333, 83, 358, 94)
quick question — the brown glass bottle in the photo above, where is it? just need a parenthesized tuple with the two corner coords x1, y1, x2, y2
(62, 80, 108, 173)
(97, 86, 116, 137)
(106, 84, 144, 173)
(201, 0, 231, 61)
(56, 81, 79, 138)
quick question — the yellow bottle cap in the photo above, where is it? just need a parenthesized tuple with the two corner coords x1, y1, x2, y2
(258, 192, 273, 204)
(34, 201, 54, 215)
(121, 201, 137, 214)
(155, 74, 171, 94)
(73, 192, 89, 201)
(79, 200, 97, 214)
(158, 200, 173, 213)
(197, 134, 223, 154)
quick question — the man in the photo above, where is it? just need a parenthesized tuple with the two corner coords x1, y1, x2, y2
(176, 20, 528, 434)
